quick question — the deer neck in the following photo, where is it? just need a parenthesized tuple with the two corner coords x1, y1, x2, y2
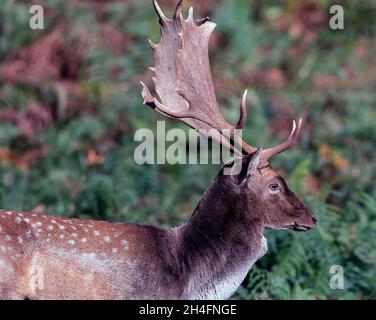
(176, 180, 267, 299)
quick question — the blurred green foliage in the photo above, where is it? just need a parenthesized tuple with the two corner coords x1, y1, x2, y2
(0, 0, 375, 299)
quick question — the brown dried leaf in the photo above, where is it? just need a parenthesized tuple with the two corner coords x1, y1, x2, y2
(2, 104, 52, 139)
(1, 28, 82, 84)
(85, 150, 105, 166)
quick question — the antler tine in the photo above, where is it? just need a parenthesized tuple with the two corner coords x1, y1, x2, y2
(235, 89, 248, 129)
(153, 0, 168, 24)
(195, 17, 210, 26)
(231, 89, 259, 155)
(174, 0, 208, 25)
(174, 0, 184, 19)
(259, 118, 303, 165)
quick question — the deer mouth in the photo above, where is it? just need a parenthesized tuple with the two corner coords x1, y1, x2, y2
(288, 223, 312, 232)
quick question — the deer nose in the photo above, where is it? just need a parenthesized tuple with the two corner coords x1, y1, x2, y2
(312, 214, 318, 225)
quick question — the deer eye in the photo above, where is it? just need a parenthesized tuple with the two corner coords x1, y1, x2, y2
(269, 182, 281, 194)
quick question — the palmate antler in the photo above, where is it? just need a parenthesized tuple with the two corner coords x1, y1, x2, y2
(141, 0, 302, 166)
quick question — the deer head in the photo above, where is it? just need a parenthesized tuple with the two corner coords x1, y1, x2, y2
(218, 150, 317, 231)
(141, 0, 317, 233)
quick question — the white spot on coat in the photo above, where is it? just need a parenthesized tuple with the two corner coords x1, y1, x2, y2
(121, 240, 129, 249)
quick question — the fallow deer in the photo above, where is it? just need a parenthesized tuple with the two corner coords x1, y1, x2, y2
(0, 0, 317, 300)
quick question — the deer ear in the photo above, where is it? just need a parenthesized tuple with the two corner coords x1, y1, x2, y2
(246, 148, 262, 178)
(230, 148, 262, 184)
